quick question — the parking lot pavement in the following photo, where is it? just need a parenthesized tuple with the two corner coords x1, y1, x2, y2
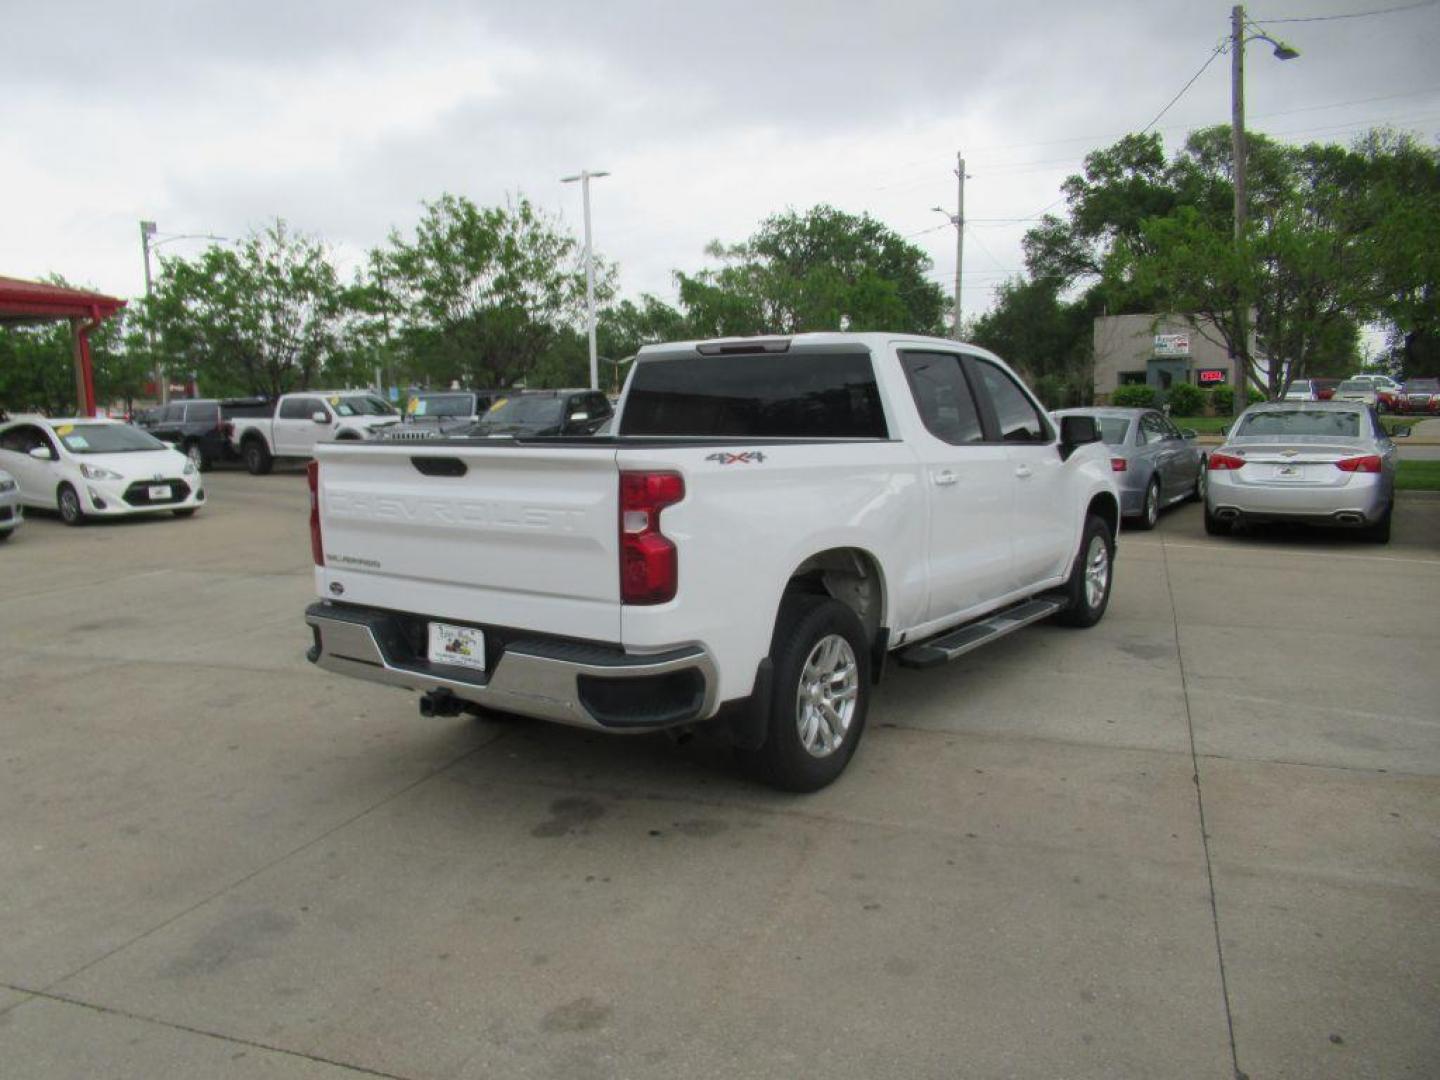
(2, 473, 1437, 1079)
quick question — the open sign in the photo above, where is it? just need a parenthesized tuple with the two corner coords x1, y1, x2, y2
(1198, 369, 1227, 385)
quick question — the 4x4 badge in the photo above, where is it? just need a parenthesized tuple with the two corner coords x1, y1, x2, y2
(705, 451, 766, 465)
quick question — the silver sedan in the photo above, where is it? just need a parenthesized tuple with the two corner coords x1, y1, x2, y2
(1053, 408, 1205, 530)
(1204, 401, 1399, 543)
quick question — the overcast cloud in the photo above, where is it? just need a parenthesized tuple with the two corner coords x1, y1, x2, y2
(3, 0, 1437, 322)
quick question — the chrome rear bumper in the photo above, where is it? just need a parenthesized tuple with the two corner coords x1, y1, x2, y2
(304, 602, 718, 731)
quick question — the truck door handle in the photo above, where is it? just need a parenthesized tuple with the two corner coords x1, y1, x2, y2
(1015, 465, 1033, 478)
(934, 469, 958, 486)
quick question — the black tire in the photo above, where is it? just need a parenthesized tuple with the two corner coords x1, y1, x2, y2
(1190, 458, 1208, 502)
(243, 439, 273, 476)
(183, 441, 210, 472)
(1053, 514, 1114, 628)
(1360, 503, 1392, 544)
(1204, 503, 1231, 536)
(1132, 478, 1160, 531)
(58, 483, 85, 526)
(743, 594, 871, 793)
(0, 529, 11, 542)
(172, 508, 198, 519)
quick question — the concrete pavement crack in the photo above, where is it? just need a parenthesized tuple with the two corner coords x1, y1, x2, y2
(6, 987, 415, 1079)
(1161, 535, 1246, 1080)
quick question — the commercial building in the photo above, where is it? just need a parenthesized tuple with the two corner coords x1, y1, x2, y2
(1092, 314, 1261, 403)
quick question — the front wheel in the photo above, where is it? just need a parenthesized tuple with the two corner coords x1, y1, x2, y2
(744, 594, 871, 793)
(184, 442, 209, 472)
(58, 483, 85, 526)
(1053, 514, 1114, 628)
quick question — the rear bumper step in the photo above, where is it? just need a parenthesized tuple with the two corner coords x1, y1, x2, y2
(304, 602, 717, 730)
(895, 597, 1066, 669)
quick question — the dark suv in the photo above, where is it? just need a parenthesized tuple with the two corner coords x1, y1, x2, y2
(469, 389, 614, 437)
(137, 398, 273, 470)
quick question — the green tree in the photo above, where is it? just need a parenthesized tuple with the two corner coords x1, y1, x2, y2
(968, 275, 1094, 404)
(677, 206, 947, 337)
(141, 221, 351, 399)
(372, 193, 597, 389)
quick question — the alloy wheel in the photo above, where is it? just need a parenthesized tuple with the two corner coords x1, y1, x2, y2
(795, 633, 859, 759)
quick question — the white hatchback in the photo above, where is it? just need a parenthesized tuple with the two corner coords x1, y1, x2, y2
(0, 417, 204, 525)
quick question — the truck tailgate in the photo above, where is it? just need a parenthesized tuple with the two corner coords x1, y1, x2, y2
(314, 442, 622, 642)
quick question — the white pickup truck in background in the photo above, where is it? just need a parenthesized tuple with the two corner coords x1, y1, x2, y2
(303, 333, 1119, 790)
(230, 390, 400, 474)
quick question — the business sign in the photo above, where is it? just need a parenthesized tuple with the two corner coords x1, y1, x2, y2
(1197, 368, 1227, 385)
(1154, 333, 1191, 357)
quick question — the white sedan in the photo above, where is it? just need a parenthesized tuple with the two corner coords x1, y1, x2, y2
(0, 416, 205, 525)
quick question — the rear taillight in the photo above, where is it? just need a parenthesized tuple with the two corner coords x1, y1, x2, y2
(307, 460, 323, 566)
(1110, 457, 1127, 472)
(1208, 452, 1246, 470)
(620, 470, 683, 604)
(1335, 454, 1382, 474)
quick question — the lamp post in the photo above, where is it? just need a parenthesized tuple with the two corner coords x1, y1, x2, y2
(1229, 4, 1299, 416)
(561, 169, 610, 390)
(139, 222, 231, 404)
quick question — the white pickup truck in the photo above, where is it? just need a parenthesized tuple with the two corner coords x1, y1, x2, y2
(231, 391, 400, 474)
(303, 333, 1119, 790)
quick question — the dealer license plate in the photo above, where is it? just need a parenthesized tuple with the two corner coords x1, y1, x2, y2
(1272, 465, 1305, 481)
(428, 622, 486, 671)
(148, 484, 171, 500)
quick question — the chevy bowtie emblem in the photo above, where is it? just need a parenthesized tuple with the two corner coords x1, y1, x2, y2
(1280, 450, 1299, 458)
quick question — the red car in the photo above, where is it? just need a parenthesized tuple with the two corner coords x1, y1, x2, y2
(1395, 378, 1440, 414)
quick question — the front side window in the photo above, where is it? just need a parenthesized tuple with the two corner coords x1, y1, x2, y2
(900, 351, 983, 446)
(280, 397, 323, 420)
(975, 361, 1049, 442)
(1, 425, 49, 454)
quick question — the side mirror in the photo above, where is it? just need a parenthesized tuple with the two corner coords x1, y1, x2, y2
(1390, 425, 1412, 438)
(1058, 415, 1100, 461)
(312, 411, 330, 425)
(1180, 428, 1198, 440)
(28, 446, 54, 461)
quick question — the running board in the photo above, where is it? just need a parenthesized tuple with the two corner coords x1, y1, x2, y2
(895, 597, 1067, 670)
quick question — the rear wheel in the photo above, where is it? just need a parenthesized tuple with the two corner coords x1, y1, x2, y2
(1133, 478, 1160, 531)
(1054, 514, 1114, 628)
(243, 439, 273, 476)
(58, 483, 85, 526)
(744, 594, 870, 793)
(1190, 458, 1207, 502)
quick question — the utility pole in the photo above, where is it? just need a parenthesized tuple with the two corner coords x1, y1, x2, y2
(932, 150, 967, 340)
(140, 220, 161, 405)
(1230, 5, 1248, 419)
(561, 169, 610, 390)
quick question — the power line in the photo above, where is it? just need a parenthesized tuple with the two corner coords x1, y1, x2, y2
(1255, 0, 1438, 23)
(1140, 43, 1227, 134)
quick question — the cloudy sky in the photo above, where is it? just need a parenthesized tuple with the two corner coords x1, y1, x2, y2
(3, 0, 1437, 324)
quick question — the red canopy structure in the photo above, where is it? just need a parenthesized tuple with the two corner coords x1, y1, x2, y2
(0, 276, 127, 417)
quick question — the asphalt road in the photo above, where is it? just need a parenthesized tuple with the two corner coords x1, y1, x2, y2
(2, 472, 1437, 1079)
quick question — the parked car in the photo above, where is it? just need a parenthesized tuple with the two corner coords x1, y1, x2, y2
(229, 391, 400, 474)
(1341, 374, 1405, 412)
(1283, 378, 1340, 403)
(467, 389, 613, 437)
(1054, 407, 1204, 530)
(1395, 377, 1440, 415)
(0, 416, 204, 525)
(1332, 379, 1380, 408)
(0, 467, 21, 541)
(380, 390, 504, 442)
(1204, 402, 1399, 542)
(303, 332, 1119, 791)
(136, 397, 273, 471)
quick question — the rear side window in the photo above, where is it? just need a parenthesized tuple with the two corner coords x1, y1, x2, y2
(974, 361, 1049, 442)
(621, 351, 887, 438)
(900, 351, 983, 445)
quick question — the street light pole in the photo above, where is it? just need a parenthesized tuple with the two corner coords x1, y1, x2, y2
(561, 169, 610, 390)
(140, 220, 161, 404)
(1229, 4, 1298, 417)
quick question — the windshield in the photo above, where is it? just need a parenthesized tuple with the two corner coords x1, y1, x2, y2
(56, 423, 167, 454)
(1235, 410, 1361, 439)
(1097, 418, 1131, 446)
(407, 393, 474, 418)
(476, 396, 564, 429)
(332, 395, 396, 417)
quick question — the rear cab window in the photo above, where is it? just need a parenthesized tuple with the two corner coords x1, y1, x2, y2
(620, 348, 888, 438)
